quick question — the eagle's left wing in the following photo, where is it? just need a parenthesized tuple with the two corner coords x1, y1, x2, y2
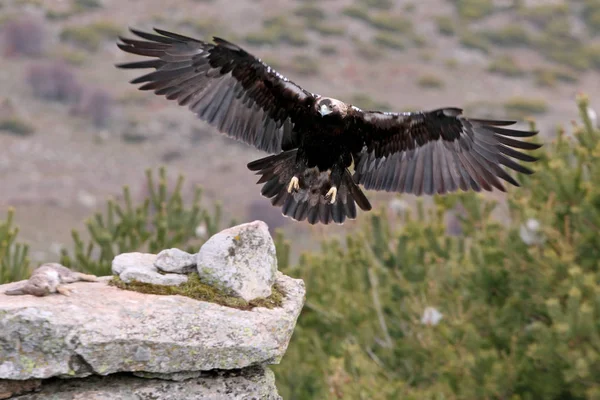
(116, 28, 316, 154)
(349, 107, 541, 195)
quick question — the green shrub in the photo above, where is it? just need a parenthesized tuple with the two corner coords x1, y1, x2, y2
(459, 30, 490, 53)
(0, 117, 35, 136)
(342, 6, 371, 22)
(60, 21, 122, 51)
(0, 208, 30, 284)
(583, 0, 600, 34)
(435, 16, 456, 36)
(454, 0, 494, 20)
(245, 16, 308, 47)
(533, 68, 578, 88)
(276, 95, 600, 400)
(286, 55, 319, 76)
(60, 167, 226, 276)
(367, 13, 413, 33)
(483, 24, 530, 47)
(308, 22, 346, 37)
(487, 55, 525, 77)
(73, 0, 103, 11)
(504, 96, 548, 117)
(520, 4, 569, 29)
(417, 74, 444, 89)
(349, 93, 392, 112)
(358, 0, 393, 10)
(294, 4, 326, 24)
(373, 33, 405, 50)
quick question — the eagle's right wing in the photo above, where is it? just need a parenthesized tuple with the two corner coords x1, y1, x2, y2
(117, 28, 316, 154)
(349, 107, 541, 195)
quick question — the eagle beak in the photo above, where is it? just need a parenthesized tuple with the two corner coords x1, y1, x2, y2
(319, 104, 332, 117)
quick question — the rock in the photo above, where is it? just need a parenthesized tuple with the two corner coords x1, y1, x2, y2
(120, 267, 188, 286)
(112, 252, 188, 286)
(0, 272, 305, 380)
(197, 221, 277, 301)
(112, 252, 157, 275)
(13, 366, 281, 400)
(0, 379, 41, 399)
(155, 248, 196, 274)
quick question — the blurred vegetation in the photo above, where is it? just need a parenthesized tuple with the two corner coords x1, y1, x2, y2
(533, 68, 578, 88)
(60, 167, 227, 276)
(435, 16, 456, 36)
(0, 208, 30, 284)
(487, 55, 525, 77)
(274, 95, 600, 400)
(454, 0, 494, 21)
(373, 32, 405, 50)
(504, 96, 549, 118)
(245, 16, 308, 47)
(0, 117, 34, 136)
(59, 21, 122, 51)
(482, 24, 530, 47)
(417, 74, 445, 89)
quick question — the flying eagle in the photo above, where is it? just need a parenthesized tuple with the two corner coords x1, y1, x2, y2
(116, 28, 541, 225)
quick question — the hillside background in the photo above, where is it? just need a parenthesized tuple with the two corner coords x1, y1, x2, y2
(1, 0, 599, 262)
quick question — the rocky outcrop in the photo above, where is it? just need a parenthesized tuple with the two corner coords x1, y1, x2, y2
(197, 221, 277, 301)
(0, 221, 305, 399)
(9, 366, 278, 400)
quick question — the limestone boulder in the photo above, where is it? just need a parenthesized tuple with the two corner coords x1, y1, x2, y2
(196, 221, 277, 301)
(0, 272, 305, 380)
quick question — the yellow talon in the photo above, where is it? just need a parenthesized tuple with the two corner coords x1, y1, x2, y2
(326, 186, 337, 204)
(287, 176, 300, 193)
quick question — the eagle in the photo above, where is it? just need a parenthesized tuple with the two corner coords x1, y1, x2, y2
(116, 28, 541, 225)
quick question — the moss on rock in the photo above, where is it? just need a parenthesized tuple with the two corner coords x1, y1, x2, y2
(109, 273, 285, 310)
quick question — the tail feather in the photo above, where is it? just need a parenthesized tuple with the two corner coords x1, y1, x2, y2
(247, 151, 371, 225)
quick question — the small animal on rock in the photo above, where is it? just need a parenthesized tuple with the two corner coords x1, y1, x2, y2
(116, 28, 541, 225)
(4, 263, 98, 297)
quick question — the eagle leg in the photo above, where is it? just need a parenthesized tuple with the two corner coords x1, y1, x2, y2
(325, 164, 344, 204)
(325, 186, 337, 204)
(287, 176, 300, 193)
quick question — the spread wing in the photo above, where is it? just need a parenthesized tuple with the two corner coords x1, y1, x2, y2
(350, 107, 541, 195)
(116, 28, 316, 154)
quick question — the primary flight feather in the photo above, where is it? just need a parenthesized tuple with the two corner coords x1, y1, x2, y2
(116, 28, 541, 225)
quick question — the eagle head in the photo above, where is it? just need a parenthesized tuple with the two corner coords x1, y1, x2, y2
(316, 97, 347, 118)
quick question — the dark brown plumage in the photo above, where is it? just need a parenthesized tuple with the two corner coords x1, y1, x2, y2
(116, 28, 541, 225)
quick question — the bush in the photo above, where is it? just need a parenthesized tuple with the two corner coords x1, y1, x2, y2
(435, 16, 456, 36)
(482, 24, 530, 47)
(26, 62, 82, 104)
(366, 13, 413, 33)
(504, 96, 548, 117)
(0, 208, 30, 284)
(533, 68, 578, 88)
(583, 0, 600, 34)
(60, 167, 227, 276)
(60, 21, 122, 51)
(487, 55, 525, 77)
(2, 17, 45, 57)
(245, 16, 308, 47)
(275, 95, 600, 400)
(417, 74, 444, 89)
(373, 33, 405, 50)
(0, 117, 35, 136)
(454, 0, 494, 20)
(459, 31, 490, 53)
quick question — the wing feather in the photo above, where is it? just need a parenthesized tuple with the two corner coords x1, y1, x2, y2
(351, 108, 540, 195)
(117, 28, 316, 154)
